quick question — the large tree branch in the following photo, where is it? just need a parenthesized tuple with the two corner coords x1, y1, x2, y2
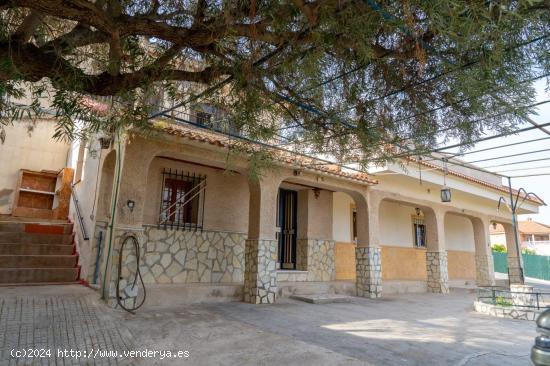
(0, 39, 231, 95)
(42, 24, 109, 53)
(12, 10, 43, 42)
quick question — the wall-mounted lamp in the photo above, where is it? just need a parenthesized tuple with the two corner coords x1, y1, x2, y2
(492, 222, 497, 230)
(98, 136, 112, 149)
(126, 200, 135, 212)
(313, 188, 321, 199)
(415, 207, 421, 216)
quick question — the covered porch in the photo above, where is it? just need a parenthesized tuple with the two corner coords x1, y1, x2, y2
(84, 129, 375, 306)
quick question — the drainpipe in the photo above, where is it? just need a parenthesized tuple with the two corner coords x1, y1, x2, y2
(101, 130, 125, 300)
(507, 176, 525, 284)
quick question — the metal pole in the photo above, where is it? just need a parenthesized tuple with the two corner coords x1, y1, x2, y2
(507, 176, 525, 284)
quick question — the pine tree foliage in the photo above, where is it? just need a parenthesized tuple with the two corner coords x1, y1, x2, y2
(0, 0, 549, 165)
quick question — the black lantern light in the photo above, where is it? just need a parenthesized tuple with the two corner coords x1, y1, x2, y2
(440, 187, 451, 202)
(440, 158, 451, 203)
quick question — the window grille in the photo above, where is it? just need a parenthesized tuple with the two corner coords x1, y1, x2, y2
(412, 215, 427, 248)
(158, 168, 206, 231)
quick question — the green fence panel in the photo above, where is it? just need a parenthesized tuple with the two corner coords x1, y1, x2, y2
(523, 254, 550, 281)
(492, 252, 508, 274)
(492, 251, 550, 281)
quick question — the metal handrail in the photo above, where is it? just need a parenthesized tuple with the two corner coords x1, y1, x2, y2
(71, 188, 89, 241)
(158, 180, 207, 225)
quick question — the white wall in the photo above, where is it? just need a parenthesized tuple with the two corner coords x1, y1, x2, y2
(379, 201, 416, 247)
(490, 233, 507, 247)
(332, 192, 354, 242)
(0, 119, 70, 214)
(444, 214, 475, 252)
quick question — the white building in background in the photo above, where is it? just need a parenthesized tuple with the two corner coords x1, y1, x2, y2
(490, 219, 550, 255)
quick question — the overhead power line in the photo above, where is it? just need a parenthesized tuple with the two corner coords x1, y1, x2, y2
(448, 136, 550, 157)
(495, 165, 550, 173)
(480, 156, 550, 169)
(464, 148, 550, 164)
(508, 173, 550, 178)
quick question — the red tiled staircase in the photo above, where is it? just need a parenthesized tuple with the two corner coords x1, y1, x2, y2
(0, 220, 80, 284)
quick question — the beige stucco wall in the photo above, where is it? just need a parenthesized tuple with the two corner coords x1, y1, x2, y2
(332, 192, 354, 242)
(297, 188, 333, 240)
(444, 214, 475, 252)
(335, 242, 356, 280)
(372, 173, 533, 220)
(490, 233, 507, 246)
(379, 201, 417, 247)
(381, 246, 428, 280)
(447, 250, 475, 279)
(143, 156, 250, 232)
(67, 138, 106, 281)
(0, 120, 70, 214)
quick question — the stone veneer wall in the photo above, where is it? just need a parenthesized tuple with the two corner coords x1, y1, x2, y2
(474, 301, 542, 321)
(355, 247, 382, 298)
(426, 251, 449, 293)
(244, 239, 277, 304)
(106, 227, 245, 295)
(103, 227, 246, 307)
(475, 255, 495, 286)
(295, 239, 335, 281)
(140, 227, 246, 284)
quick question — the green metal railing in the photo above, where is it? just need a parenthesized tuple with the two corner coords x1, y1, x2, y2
(493, 252, 550, 281)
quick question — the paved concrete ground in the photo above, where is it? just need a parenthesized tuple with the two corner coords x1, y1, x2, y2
(0, 285, 538, 365)
(495, 272, 550, 290)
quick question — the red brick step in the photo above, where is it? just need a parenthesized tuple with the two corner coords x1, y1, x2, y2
(0, 268, 80, 283)
(0, 255, 77, 268)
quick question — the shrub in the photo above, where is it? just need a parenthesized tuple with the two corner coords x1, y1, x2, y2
(495, 296, 513, 307)
(492, 244, 507, 253)
(521, 248, 536, 255)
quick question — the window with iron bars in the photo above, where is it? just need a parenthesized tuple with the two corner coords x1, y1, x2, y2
(159, 168, 206, 231)
(412, 215, 427, 248)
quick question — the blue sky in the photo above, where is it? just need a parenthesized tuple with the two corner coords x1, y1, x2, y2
(446, 79, 550, 224)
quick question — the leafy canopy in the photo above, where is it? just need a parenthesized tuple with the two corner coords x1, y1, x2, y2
(1, 0, 550, 166)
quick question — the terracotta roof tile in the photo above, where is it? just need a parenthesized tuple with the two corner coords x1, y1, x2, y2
(160, 122, 378, 185)
(518, 220, 550, 234)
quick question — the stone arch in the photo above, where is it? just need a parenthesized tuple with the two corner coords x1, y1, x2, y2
(373, 194, 448, 294)
(489, 218, 524, 284)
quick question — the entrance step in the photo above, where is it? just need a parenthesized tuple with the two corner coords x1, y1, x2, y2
(0, 255, 78, 268)
(0, 232, 73, 244)
(0, 218, 79, 285)
(289, 293, 355, 304)
(0, 243, 74, 255)
(0, 268, 80, 283)
(0, 221, 73, 234)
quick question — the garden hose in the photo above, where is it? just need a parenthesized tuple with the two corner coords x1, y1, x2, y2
(116, 234, 146, 313)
